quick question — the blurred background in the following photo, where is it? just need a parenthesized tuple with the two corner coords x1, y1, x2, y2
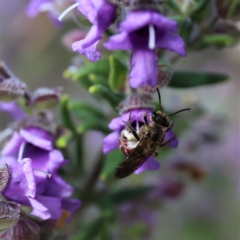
(0, 1, 239, 240)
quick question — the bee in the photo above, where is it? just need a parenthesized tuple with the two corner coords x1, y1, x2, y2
(115, 89, 190, 179)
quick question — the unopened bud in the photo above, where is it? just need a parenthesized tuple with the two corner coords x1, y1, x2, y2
(0, 197, 20, 232)
(0, 62, 27, 102)
(31, 87, 63, 110)
(118, 93, 154, 114)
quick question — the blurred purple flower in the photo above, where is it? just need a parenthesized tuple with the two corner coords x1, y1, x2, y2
(103, 109, 178, 174)
(27, 0, 74, 25)
(0, 102, 25, 120)
(0, 126, 81, 220)
(72, 0, 117, 62)
(104, 10, 186, 88)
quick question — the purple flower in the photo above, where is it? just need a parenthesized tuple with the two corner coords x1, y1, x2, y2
(103, 109, 178, 174)
(0, 102, 25, 120)
(1, 126, 81, 220)
(104, 10, 186, 88)
(27, 0, 74, 25)
(72, 0, 117, 62)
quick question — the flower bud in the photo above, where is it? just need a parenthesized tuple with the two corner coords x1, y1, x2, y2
(0, 62, 27, 102)
(0, 197, 20, 233)
(30, 87, 62, 110)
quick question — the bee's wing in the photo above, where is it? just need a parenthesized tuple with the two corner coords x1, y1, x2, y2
(115, 136, 156, 179)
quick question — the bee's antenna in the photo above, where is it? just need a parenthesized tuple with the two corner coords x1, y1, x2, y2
(167, 108, 191, 116)
(156, 88, 163, 113)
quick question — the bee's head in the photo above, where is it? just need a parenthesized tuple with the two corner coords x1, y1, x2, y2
(151, 111, 170, 127)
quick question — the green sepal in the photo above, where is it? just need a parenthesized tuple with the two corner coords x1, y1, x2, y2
(168, 72, 229, 88)
(68, 100, 106, 120)
(89, 85, 123, 108)
(109, 55, 128, 91)
(100, 149, 123, 181)
(59, 95, 76, 133)
(77, 121, 110, 134)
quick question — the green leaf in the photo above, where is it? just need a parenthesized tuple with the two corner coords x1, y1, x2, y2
(77, 121, 110, 134)
(227, 0, 239, 18)
(109, 55, 128, 91)
(89, 85, 123, 108)
(89, 74, 108, 86)
(165, 0, 181, 13)
(100, 149, 123, 180)
(75, 59, 110, 80)
(108, 186, 153, 204)
(202, 34, 233, 48)
(59, 95, 76, 133)
(64, 59, 110, 89)
(69, 100, 106, 120)
(63, 67, 91, 89)
(74, 218, 103, 240)
(168, 72, 229, 88)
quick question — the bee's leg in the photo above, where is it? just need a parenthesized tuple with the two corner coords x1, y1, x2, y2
(122, 121, 140, 141)
(165, 122, 174, 132)
(159, 136, 175, 147)
(143, 112, 149, 126)
(154, 151, 158, 157)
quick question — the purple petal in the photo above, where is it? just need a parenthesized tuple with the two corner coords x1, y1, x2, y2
(108, 116, 123, 131)
(33, 195, 62, 219)
(0, 102, 25, 120)
(62, 198, 81, 220)
(134, 156, 160, 174)
(103, 131, 119, 154)
(72, 40, 101, 62)
(22, 158, 36, 198)
(119, 11, 178, 33)
(28, 197, 51, 220)
(164, 130, 179, 148)
(27, 0, 52, 18)
(109, 109, 152, 131)
(129, 49, 158, 88)
(44, 174, 73, 198)
(2, 132, 24, 157)
(20, 128, 53, 151)
(3, 159, 36, 205)
(77, 0, 97, 24)
(22, 147, 65, 173)
(156, 31, 186, 56)
(104, 32, 132, 50)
